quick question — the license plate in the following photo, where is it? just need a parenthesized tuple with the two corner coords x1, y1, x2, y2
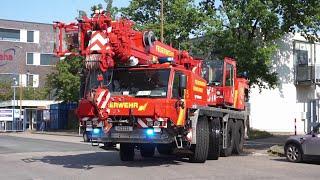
(115, 126, 133, 132)
(86, 127, 92, 131)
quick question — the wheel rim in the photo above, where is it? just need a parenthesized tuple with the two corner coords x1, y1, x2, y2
(287, 146, 299, 161)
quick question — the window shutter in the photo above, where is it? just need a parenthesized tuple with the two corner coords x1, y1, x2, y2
(20, 29, 27, 42)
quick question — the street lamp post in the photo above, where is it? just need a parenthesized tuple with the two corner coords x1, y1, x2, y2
(26, 70, 31, 130)
(12, 77, 17, 131)
(13, 45, 24, 131)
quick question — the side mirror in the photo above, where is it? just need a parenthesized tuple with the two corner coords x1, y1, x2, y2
(179, 74, 187, 98)
(179, 74, 187, 89)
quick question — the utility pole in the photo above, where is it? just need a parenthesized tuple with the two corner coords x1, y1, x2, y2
(20, 74, 23, 131)
(14, 45, 24, 131)
(161, 0, 164, 42)
(12, 77, 16, 131)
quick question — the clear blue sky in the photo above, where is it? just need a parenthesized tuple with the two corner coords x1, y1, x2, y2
(0, 0, 207, 24)
(0, 0, 130, 24)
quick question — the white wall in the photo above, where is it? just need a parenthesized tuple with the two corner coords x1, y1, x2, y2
(249, 34, 308, 134)
(250, 85, 305, 133)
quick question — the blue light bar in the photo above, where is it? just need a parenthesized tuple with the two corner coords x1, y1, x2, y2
(93, 128, 100, 134)
(146, 128, 154, 136)
(158, 57, 174, 64)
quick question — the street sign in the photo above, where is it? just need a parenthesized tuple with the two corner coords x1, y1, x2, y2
(0, 109, 22, 121)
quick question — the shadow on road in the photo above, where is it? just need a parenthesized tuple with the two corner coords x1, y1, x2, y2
(22, 151, 187, 169)
(271, 157, 320, 165)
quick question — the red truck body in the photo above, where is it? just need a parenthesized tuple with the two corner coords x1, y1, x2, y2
(54, 9, 249, 162)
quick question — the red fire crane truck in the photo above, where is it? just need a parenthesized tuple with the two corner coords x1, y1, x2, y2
(53, 8, 249, 163)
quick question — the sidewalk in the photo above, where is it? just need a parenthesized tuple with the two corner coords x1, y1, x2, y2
(1, 131, 84, 144)
(32, 130, 82, 137)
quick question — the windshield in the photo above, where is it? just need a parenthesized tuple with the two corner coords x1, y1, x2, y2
(86, 69, 170, 98)
(203, 60, 223, 86)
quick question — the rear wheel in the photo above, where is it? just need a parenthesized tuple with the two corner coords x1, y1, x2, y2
(140, 144, 155, 157)
(221, 119, 235, 157)
(233, 120, 245, 154)
(189, 116, 209, 163)
(157, 144, 173, 155)
(207, 118, 220, 160)
(120, 143, 135, 161)
(285, 144, 303, 163)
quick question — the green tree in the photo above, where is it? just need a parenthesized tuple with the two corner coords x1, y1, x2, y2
(120, 0, 320, 89)
(275, 0, 320, 42)
(197, 0, 282, 88)
(21, 87, 48, 100)
(46, 55, 84, 102)
(197, 0, 320, 89)
(121, 0, 204, 49)
(0, 81, 13, 101)
(0, 81, 48, 101)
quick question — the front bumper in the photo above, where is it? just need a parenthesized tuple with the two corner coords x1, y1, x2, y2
(93, 128, 174, 144)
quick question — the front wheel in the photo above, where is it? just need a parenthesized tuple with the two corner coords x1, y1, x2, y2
(189, 116, 209, 163)
(285, 144, 303, 163)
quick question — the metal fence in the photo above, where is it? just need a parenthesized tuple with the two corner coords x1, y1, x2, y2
(0, 103, 78, 132)
(0, 120, 24, 132)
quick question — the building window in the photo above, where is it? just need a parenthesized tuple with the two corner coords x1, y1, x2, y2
(27, 31, 34, 42)
(27, 53, 34, 65)
(40, 54, 58, 65)
(27, 74, 34, 87)
(0, 28, 20, 41)
(225, 63, 234, 86)
(296, 50, 308, 65)
(294, 41, 311, 65)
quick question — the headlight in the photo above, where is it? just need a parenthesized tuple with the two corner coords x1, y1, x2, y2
(216, 90, 221, 96)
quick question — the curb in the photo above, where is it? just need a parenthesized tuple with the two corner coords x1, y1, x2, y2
(31, 131, 82, 137)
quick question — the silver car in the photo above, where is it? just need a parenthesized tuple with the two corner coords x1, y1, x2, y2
(284, 123, 320, 163)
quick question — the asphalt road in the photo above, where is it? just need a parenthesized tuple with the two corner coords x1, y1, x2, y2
(0, 134, 319, 180)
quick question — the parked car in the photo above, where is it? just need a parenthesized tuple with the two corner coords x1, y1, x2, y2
(284, 123, 320, 162)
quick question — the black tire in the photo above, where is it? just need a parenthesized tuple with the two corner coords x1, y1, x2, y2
(83, 131, 90, 142)
(189, 116, 209, 163)
(285, 143, 303, 163)
(221, 119, 235, 157)
(120, 143, 135, 161)
(233, 120, 245, 154)
(207, 118, 220, 160)
(140, 144, 155, 157)
(157, 144, 173, 155)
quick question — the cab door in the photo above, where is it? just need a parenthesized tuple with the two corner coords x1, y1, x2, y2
(166, 70, 188, 126)
(223, 59, 236, 106)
